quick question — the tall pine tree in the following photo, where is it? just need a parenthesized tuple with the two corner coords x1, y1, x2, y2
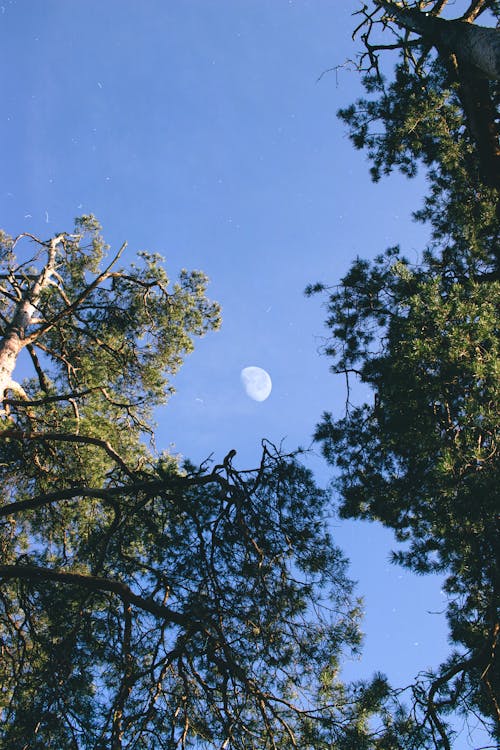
(311, 1, 500, 746)
(0, 219, 374, 749)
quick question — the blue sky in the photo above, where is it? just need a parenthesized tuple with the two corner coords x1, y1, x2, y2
(1, 2, 482, 746)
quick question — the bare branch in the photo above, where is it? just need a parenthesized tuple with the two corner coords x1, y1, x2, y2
(26, 343, 51, 393)
(462, 0, 496, 22)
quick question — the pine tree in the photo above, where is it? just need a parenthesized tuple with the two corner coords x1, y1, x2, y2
(310, 1, 500, 746)
(0, 219, 370, 749)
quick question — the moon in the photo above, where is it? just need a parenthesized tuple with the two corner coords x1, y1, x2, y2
(240, 366, 272, 402)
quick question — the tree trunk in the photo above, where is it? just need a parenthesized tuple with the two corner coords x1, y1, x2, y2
(375, 1, 500, 196)
(0, 305, 33, 403)
(0, 235, 63, 407)
(375, 0, 500, 79)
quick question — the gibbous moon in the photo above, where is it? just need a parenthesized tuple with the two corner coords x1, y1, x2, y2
(240, 366, 272, 402)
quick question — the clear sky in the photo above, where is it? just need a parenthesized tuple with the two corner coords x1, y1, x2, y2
(0, 2, 482, 746)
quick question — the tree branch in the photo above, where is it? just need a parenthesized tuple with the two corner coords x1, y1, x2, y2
(0, 564, 189, 625)
(26, 343, 51, 393)
(0, 429, 136, 478)
(426, 622, 500, 748)
(24, 241, 127, 344)
(3, 387, 98, 408)
(462, 0, 496, 22)
(0, 471, 232, 518)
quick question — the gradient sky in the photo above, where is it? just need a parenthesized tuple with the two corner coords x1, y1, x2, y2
(0, 2, 483, 746)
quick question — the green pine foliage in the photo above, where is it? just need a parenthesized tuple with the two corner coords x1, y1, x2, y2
(0, 220, 388, 749)
(311, 1, 500, 745)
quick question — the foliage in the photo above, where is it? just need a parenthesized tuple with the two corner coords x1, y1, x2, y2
(311, 253, 499, 740)
(309, 1, 500, 746)
(341, 0, 500, 272)
(0, 220, 401, 749)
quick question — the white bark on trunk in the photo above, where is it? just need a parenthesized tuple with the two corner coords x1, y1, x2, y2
(0, 303, 35, 401)
(0, 235, 64, 407)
